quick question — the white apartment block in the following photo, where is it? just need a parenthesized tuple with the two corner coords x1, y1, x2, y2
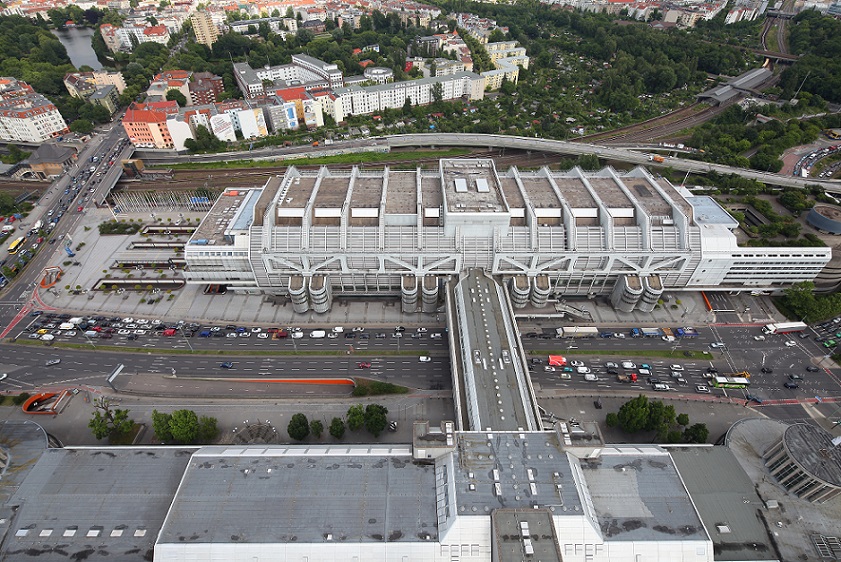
(481, 42, 530, 90)
(331, 72, 485, 122)
(0, 78, 68, 143)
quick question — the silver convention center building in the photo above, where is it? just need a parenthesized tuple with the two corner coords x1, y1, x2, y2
(183, 159, 831, 313)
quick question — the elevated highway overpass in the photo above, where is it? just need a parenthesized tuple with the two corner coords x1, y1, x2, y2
(135, 133, 839, 191)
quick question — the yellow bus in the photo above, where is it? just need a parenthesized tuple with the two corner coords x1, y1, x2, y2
(7, 236, 24, 255)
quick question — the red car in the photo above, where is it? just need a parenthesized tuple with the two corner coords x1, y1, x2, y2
(357, 362, 371, 369)
(36, 237, 43, 244)
(77, 206, 84, 212)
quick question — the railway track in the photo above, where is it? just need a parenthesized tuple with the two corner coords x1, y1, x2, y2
(576, 102, 732, 145)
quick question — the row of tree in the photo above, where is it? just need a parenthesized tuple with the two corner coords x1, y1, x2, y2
(287, 404, 391, 441)
(605, 395, 709, 443)
(88, 398, 220, 444)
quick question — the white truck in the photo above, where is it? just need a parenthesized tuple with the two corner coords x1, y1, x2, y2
(32, 220, 42, 232)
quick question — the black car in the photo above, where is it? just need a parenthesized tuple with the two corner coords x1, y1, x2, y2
(760, 367, 773, 374)
(531, 358, 543, 365)
(784, 382, 799, 389)
(806, 366, 820, 372)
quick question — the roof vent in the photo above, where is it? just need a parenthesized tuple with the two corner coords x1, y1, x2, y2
(716, 525, 732, 534)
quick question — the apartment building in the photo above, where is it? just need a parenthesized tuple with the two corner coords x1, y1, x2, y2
(190, 10, 218, 47)
(0, 78, 68, 143)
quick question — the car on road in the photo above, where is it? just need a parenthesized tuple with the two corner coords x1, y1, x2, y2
(417, 327, 427, 333)
(226, 333, 238, 338)
(375, 333, 386, 339)
(753, 335, 765, 341)
(806, 366, 820, 372)
(784, 382, 799, 389)
(257, 333, 269, 339)
(419, 356, 431, 362)
(669, 364, 683, 371)
(45, 359, 60, 366)
(788, 374, 803, 380)
(0, 373, 6, 381)
(357, 362, 371, 369)
(709, 342, 726, 349)
(613, 332, 626, 339)
(784, 340, 797, 347)
(604, 362, 618, 369)
(220, 362, 234, 369)
(621, 361, 636, 369)
(570, 360, 585, 367)
(760, 367, 773, 374)
(576, 367, 591, 374)
(352, 327, 365, 332)
(695, 384, 710, 393)
(394, 326, 406, 332)
(544, 366, 556, 372)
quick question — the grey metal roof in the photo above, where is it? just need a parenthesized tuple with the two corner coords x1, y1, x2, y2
(687, 195, 739, 227)
(492, 508, 562, 562)
(156, 445, 438, 545)
(448, 432, 583, 515)
(670, 446, 774, 560)
(784, 424, 841, 487)
(581, 447, 709, 542)
(0, 421, 48, 507)
(806, 205, 841, 234)
(3, 447, 194, 561)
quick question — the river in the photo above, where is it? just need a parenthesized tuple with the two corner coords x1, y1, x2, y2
(51, 27, 102, 71)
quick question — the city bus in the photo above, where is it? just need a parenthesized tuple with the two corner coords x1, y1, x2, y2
(712, 376, 751, 389)
(6, 236, 24, 255)
(761, 322, 808, 335)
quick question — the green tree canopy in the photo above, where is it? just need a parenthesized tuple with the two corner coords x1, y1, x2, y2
(616, 395, 651, 433)
(170, 409, 199, 443)
(288, 413, 310, 441)
(684, 423, 709, 443)
(310, 419, 324, 439)
(88, 398, 134, 441)
(347, 404, 365, 431)
(152, 409, 173, 442)
(329, 417, 346, 439)
(165, 89, 188, 107)
(364, 404, 389, 437)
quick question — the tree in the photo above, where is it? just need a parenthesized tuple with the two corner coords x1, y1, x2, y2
(310, 419, 324, 439)
(329, 417, 345, 439)
(88, 397, 134, 440)
(347, 404, 365, 431)
(197, 415, 219, 441)
(152, 409, 173, 442)
(166, 89, 188, 107)
(616, 395, 650, 433)
(677, 413, 690, 427)
(364, 404, 388, 437)
(288, 413, 310, 441)
(70, 118, 93, 134)
(684, 423, 709, 444)
(605, 412, 619, 427)
(170, 409, 199, 443)
(431, 81, 443, 104)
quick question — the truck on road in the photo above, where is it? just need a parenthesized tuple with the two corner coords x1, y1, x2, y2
(556, 326, 599, 338)
(648, 155, 665, 163)
(617, 373, 638, 383)
(642, 327, 664, 338)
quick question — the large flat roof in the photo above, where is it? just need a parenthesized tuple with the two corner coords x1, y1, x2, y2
(670, 446, 774, 560)
(4, 447, 194, 562)
(156, 445, 438, 546)
(582, 446, 709, 543)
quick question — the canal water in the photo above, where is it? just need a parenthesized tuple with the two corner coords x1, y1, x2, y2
(51, 27, 102, 71)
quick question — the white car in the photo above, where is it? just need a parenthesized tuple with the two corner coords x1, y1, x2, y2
(291, 331, 304, 339)
(352, 326, 365, 332)
(662, 335, 676, 342)
(669, 364, 684, 371)
(784, 340, 796, 347)
(417, 327, 428, 333)
(40, 334, 55, 341)
(238, 332, 250, 338)
(754, 335, 766, 341)
(134, 329, 146, 335)
(544, 366, 556, 372)
(327, 332, 339, 338)
(64, 330, 76, 337)
(576, 367, 591, 374)
(251, 327, 262, 333)
(118, 329, 130, 335)
(419, 356, 431, 362)
(226, 332, 238, 338)
(0, 373, 7, 381)
(695, 384, 710, 393)
(257, 333, 269, 339)
(211, 326, 222, 332)
(621, 361, 636, 369)
(570, 360, 585, 367)
(709, 342, 726, 349)
(613, 333, 626, 339)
